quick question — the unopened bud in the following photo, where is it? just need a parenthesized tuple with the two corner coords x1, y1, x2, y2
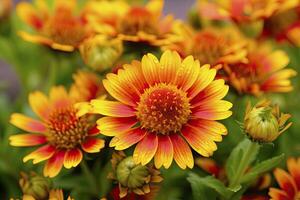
(244, 100, 292, 142)
(80, 35, 123, 72)
(19, 172, 51, 200)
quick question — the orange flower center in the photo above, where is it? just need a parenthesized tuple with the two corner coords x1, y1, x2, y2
(136, 83, 191, 135)
(119, 7, 158, 36)
(190, 32, 226, 65)
(44, 8, 86, 46)
(46, 106, 90, 149)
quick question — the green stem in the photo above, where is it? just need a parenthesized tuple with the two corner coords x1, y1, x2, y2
(229, 141, 259, 188)
(80, 160, 98, 195)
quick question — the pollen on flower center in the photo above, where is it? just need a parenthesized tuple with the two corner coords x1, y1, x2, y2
(46, 106, 90, 149)
(136, 83, 191, 135)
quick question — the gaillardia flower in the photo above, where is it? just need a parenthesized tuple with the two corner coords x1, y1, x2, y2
(9, 85, 105, 177)
(164, 25, 248, 67)
(244, 100, 292, 143)
(269, 157, 300, 200)
(223, 41, 297, 96)
(17, 0, 92, 52)
(108, 151, 162, 198)
(78, 50, 232, 169)
(198, 0, 283, 23)
(87, 0, 179, 46)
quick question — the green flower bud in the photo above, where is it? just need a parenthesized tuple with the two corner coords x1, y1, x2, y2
(19, 172, 51, 200)
(116, 156, 150, 189)
(244, 100, 292, 143)
(79, 35, 123, 72)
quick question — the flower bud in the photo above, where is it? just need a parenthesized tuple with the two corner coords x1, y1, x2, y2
(79, 35, 123, 72)
(116, 156, 150, 189)
(244, 100, 292, 142)
(109, 151, 162, 198)
(19, 172, 51, 200)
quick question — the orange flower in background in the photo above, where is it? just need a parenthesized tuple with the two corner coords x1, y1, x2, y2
(262, 2, 300, 46)
(78, 50, 232, 169)
(164, 25, 247, 67)
(9, 72, 105, 177)
(17, 0, 92, 52)
(197, 0, 285, 23)
(269, 158, 300, 200)
(86, 0, 179, 46)
(223, 41, 297, 96)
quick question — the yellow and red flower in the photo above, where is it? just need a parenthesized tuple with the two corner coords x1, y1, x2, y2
(78, 50, 232, 169)
(85, 0, 179, 46)
(164, 25, 248, 67)
(262, 2, 300, 46)
(197, 0, 284, 23)
(223, 41, 297, 96)
(269, 157, 300, 200)
(17, 0, 92, 52)
(9, 72, 105, 178)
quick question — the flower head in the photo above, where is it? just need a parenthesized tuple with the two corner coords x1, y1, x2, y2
(9, 84, 105, 177)
(109, 151, 162, 198)
(78, 50, 232, 169)
(262, 2, 300, 46)
(269, 157, 300, 200)
(164, 25, 248, 66)
(79, 35, 123, 72)
(17, 0, 92, 51)
(86, 0, 179, 46)
(198, 0, 284, 23)
(223, 41, 297, 96)
(244, 100, 292, 143)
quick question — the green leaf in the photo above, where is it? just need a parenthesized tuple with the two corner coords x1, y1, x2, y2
(226, 138, 260, 189)
(241, 154, 285, 183)
(187, 173, 233, 199)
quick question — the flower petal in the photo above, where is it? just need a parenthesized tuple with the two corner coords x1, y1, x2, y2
(274, 168, 297, 199)
(10, 113, 46, 133)
(287, 158, 300, 189)
(28, 91, 51, 120)
(43, 150, 65, 178)
(9, 134, 47, 147)
(81, 138, 105, 153)
(173, 55, 200, 91)
(97, 117, 137, 136)
(23, 144, 56, 164)
(88, 125, 100, 136)
(269, 188, 289, 200)
(159, 50, 181, 83)
(169, 134, 194, 169)
(187, 64, 216, 99)
(109, 128, 147, 150)
(90, 100, 136, 117)
(17, 2, 44, 30)
(192, 100, 232, 120)
(154, 135, 173, 169)
(49, 86, 72, 109)
(181, 124, 217, 157)
(141, 53, 160, 85)
(64, 148, 83, 169)
(133, 133, 158, 165)
(191, 79, 229, 107)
